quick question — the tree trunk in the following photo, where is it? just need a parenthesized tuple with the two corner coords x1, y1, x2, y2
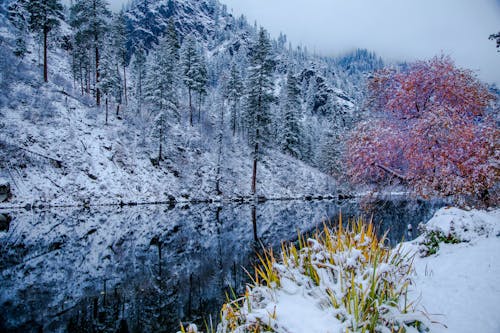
(43, 29, 48, 82)
(86, 59, 91, 94)
(123, 65, 128, 105)
(188, 87, 193, 126)
(158, 125, 163, 164)
(252, 139, 259, 195)
(232, 104, 237, 137)
(116, 104, 120, 116)
(216, 102, 224, 195)
(252, 205, 258, 242)
(80, 65, 84, 95)
(105, 97, 108, 125)
(158, 242, 162, 284)
(198, 94, 202, 122)
(251, 157, 258, 194)
(138, 72, 142, 115)
(95, 46, 100, 106)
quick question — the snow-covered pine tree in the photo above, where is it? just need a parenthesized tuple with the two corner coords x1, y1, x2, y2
(193, 48, 207, 123)
(7, 0, 30, 58)
(245, 27, 275, 194)
(131, 42, 146, 114)
(317, 100, 346, 177)
(180, 34, 198, 126)
(98, 38, 122, 125)
(143, 18, 180, 163)
(70, 0, 111, 105)
(129, 42, 148, 145)
(281, 70, 302, 158)
(112, 9, 128, 105)
(225, 63, 244, 136)
(21, 0, 64, 82)
(305, 76, 317, 114)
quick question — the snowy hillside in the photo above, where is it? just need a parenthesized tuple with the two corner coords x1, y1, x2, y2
(0, 0, 386, 208)
(0, 51, 337, 207)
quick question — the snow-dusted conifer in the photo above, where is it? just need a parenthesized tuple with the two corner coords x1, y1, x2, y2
(245, 27, 275, 194)
(98, 39, 122, 124)
(70, 0, 111, 105)
(193, 49, 207, 122)
(7, 0, 30, 58)
(225, 63, 244, 136)
(131, 42, 147, 114)
(143, 18, 180, 163)
(112, 10, 128, 105)
(180, 34, 198, 126)
(281, 70, 302, 158)
(21, 0, 64, 81)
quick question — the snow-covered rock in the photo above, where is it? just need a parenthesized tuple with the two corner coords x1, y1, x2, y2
(0, 177, 10, 202)
(418, 207, 498, 242)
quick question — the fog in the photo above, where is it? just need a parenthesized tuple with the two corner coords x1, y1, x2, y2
(90, 0, 500, 85)
(220, 0, 500, 86)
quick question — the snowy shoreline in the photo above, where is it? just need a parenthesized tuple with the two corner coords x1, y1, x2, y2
(404, 207, 500, 333)
(0, 193, 355, 212)
(202, 206, 500, 333)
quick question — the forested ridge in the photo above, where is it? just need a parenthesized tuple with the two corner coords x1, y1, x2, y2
(0, 0, 496, 206)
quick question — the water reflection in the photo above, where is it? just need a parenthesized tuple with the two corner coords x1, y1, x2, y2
(0, 199, 443, 332)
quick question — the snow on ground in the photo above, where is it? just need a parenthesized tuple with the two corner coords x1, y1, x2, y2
(406, 207, 500, 333)
(272, 280, 342, 333)
(213, 207, 500, 333)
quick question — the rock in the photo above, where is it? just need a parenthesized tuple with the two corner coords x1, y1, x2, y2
(0, 178, 11, 202)
(0, 213, 11, 232)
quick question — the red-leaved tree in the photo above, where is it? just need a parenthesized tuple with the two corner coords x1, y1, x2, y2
(347, 56, 499, 204)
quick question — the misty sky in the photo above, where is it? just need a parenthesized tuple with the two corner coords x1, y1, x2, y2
(105, 0, 500, 85)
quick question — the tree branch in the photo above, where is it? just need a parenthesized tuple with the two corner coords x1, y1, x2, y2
(374, 163, 408, 181)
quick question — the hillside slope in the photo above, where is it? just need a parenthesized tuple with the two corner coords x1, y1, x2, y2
(0, 0, 386, 207)
(0, 22, 337, 207)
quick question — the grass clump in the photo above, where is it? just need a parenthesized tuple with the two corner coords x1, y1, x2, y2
(418, 229, 461, 256)
(216, 217, 430, 333)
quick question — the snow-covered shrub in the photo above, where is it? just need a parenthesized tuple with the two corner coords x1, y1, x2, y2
(22, 94, 56, 121)
(417, 207, 496, 257)
(217, 219, 429, 333)
(52, 73, 72, 92)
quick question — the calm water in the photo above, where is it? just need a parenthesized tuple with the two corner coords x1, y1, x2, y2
(0, 199, 444, 333)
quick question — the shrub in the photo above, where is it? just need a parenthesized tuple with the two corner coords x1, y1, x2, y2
(216, 218, 429, 333)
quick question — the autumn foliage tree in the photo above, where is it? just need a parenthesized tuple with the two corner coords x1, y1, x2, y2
(347, 56, 499, 204)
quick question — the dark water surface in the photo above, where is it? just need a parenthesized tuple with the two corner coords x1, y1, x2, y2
(0, 199, 444, 333)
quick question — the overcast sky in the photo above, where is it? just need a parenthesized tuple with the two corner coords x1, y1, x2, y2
(104, 0, 500, 86)
(219, 0, 500, 86)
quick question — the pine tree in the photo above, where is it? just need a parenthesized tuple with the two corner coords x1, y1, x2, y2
(164, 17, 180, 57)
(317, 100, 346, 177)
(225, 63, 244, 136)
(245, 27, 275, 194)
(131, 42, 147, 114)
(70, 0, 111, 105)
(180, 34, 198, 126)
(7, 0, 30, 59)
(113, 10, 128, 105)
(98, 39, 122, 124)
(180, 34, 208, 125)
(143, 19, 180, 163)
(16, 0, 64, 82)
(193, 49, 208, 123)
(281, 70, 302, 158)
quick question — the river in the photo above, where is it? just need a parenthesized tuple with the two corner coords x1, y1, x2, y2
(0, 198, 444, 332)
